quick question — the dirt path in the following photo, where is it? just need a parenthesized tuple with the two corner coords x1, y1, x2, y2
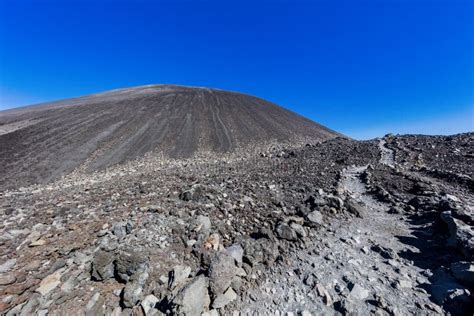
(378, 139, 395, 167)
(240, 142, 441, 315)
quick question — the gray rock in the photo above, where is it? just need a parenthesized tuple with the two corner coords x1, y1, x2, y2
(115, 249, 149, 283)
(121, 256, 150, 308)
(345, 198, 364, 218)
(91, 250, 115, 281)
(348, 283, 369, 301)
(239, 237, 279, 267)
(226, 244, 244, 266)
(0, 258, 17, 273)
(306, 211, 323, 226)
(441, 211, 474, 259)
(169, 265, 191, 289)
(194, 215, 212, 233)
(85, 292, 105, 316)
(212, 287, 237, 309)
(172, 275, 210, 316)
(122, 274, 148, 308)
(20, 295, 40, 316)
(0, 273, 16, 285)
(275, 222, 298, 241)
(113, 222, 127, 238)
(209, 252, 236, 296)
(290, 222, 307, 238)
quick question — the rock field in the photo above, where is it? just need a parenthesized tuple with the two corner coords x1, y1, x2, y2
(0, 133, 473, 315)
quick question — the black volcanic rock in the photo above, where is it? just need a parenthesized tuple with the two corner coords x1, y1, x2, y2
(0, 85, 340, 189)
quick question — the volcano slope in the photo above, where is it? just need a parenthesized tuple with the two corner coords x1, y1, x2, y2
(0, 130, 473, 316)
(0, 85, 339, 190)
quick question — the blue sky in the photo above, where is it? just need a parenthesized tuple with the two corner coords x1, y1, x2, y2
(0, 0, 472, 139)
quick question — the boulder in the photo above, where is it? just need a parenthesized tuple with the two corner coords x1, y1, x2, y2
(441, 211, 474, 259)
(209, 252, 236, 296)
(115, 249, 149, 283)
(91, 250, 115, 281)
(172, 275, 210, 316)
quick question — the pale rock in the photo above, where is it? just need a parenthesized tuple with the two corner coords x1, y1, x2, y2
(141, 294, 159, 315)
(226, 244, 244, 266)
(170, 265, 191, 289)
(36, 268, 65, 296)
(212, 287, 238, 309)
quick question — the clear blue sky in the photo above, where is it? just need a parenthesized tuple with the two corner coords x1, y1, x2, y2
(0, 0, 472, 139)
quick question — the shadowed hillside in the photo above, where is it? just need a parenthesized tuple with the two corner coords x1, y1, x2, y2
(0, 85, 340, 189)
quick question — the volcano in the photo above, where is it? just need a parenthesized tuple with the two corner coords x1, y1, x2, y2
(0, 84, 340, 188)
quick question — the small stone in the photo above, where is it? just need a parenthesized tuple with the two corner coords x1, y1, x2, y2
(348, 284, 369, 301)
(0, 259, 16, 273)
(204, 233, 220, 251)
(141, 294, 159, 315)
(306, 211, 323, 226)
(29, 239, 46, 247)
(212, 287, 238, 309)
(275, 222, 298, 241)
(36, 268, 65, 296)
(290, 223, 307, 238)
(0, 274, 16, 285)
(226, 244, 244, 266)
(113, 222, 127, 238)
(85, 292, 105, 315)
(315, 283, 332, 306)
(169, 265, 191, 289)
(194, 215, 212, 233)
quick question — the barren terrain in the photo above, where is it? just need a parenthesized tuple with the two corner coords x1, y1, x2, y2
(0, 87, 472, 315)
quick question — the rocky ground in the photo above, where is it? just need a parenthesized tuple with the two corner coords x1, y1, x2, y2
(0, 133, 473, 315)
